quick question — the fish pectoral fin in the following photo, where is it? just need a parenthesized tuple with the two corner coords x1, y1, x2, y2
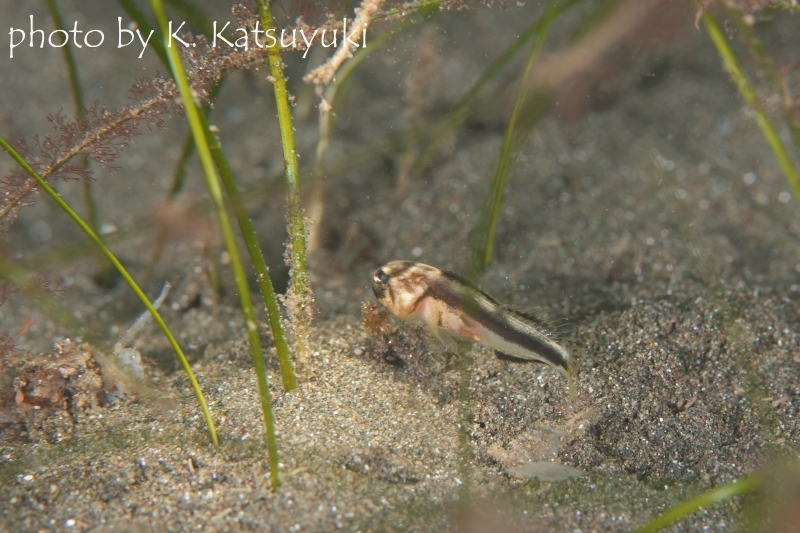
(494, 350, 545, 364)
(432, 327, 458, 351)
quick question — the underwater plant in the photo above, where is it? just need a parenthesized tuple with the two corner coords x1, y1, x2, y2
(1, 1, 799, 530)
(0, 0, 465, 489)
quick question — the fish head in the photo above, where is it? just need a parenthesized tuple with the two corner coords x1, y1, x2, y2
(372, 261, 435, 320)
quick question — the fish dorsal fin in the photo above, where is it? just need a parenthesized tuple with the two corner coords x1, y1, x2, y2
(502, 304, 568, 341)
(506, 305, 551, 327)
(442, 268, 569, 341)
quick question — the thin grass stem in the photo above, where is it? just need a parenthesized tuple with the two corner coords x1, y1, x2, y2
(468, 0, 560, 280)
(117, 0, 221, 202)
(199, 111, 296, 392)
(702, 12, 800, 205)
(631, 473, 765, 533)
(153, 79, 226, 274)
(44, 0, 97, 229)
(21, 177, 285, 271)
(116, 0, 169, 66)
(726, 7, 800, 163)
(259, 1, 314, 372)
(329, 1, 440, 114)
(44, 0, 116, 285)
(0, 97, 159, 222)
(375, 0, 446, 20)
(168, 133, 197, 198)
(308, 21, 416, 252)
(163, 0, 215, 35)
(143, 38, 225, 272)
(0, 132, 218, 446)
(455, 341, 475, 505)
(167, 79, 226, 199)
(412, 0, 587, 178)
(149, 0, 280, 488)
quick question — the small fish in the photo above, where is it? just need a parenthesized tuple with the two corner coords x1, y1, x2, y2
(372, 261, 575, 395)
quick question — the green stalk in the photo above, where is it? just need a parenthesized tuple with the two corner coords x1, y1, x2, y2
(137, 23, 225, 270)
(327, 0, 441, 114)
(375, 0, 446, 20)
(322, 28, 398, 155)
(259, 1, 314, 371)
(154, 80, 225, 273)
(412, 0, 587, 178)
(149, 0, 280, 488)
(163, 0, 215, 36)
(468, 0, 559, 280)
(44, 0, 97, 232)
(22, 177, 286, 271)
(568, 0, 628, 43)
(455, 341, 475, 505)
(702, 12, 800, 205)
(199, 111, 296, 392)
(116, 0, 222, 201)
(116, 0, 169, 66)
(727, 7, 800, 164)
(316, 19, 426, 171)
(167, 79, 225, 199)
(0, 133, 218, 446)
(44, 0, 115, 285)
(631, 473, 765, 533)
(168, 133, 196, 198)
(308, 24, 408, 253)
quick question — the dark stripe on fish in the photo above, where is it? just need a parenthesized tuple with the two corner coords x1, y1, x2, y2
(429, 270, 569, 371)
(495, 351, 545, 364)
(409, 287, 433, 313)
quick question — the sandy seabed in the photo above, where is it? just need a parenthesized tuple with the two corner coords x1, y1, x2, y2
(2, 0, 800, 531)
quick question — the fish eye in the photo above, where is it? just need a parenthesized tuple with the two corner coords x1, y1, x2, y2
(375, 269, 388, 283)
